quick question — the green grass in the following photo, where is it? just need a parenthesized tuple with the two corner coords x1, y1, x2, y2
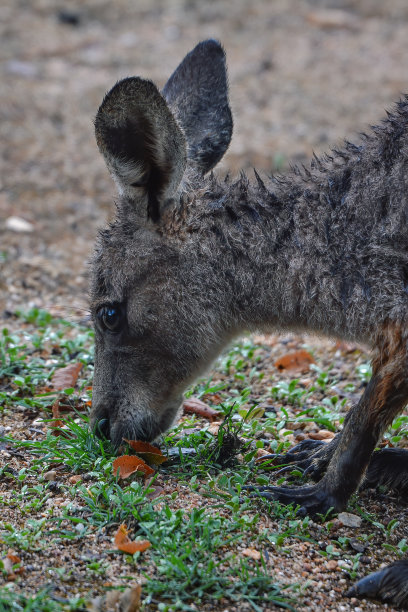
(1, 308, 407, 610)
(0, 586, 87, 611)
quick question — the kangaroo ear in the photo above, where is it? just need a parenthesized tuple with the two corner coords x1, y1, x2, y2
(95, 78, 186, 222)
(163, 39, 233, 174)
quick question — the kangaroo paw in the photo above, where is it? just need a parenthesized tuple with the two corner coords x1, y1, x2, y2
(261, 437, 339, 481)
(249, 482, 340, 517)
(346, 560, 408, 607)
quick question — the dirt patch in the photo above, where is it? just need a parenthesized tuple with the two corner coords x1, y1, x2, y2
(2, 1, 408, 610)
(2, 0, 408, 317)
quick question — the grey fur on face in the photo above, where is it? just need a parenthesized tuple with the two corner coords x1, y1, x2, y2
(90, 39, 408, 606)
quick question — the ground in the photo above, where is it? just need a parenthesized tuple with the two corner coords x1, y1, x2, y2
(1, 1, 408, 610)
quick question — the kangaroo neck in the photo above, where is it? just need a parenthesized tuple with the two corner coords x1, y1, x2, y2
(193, 169, 375, 344)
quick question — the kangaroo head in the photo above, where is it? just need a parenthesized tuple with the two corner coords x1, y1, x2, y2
(91, 40, 233, 445)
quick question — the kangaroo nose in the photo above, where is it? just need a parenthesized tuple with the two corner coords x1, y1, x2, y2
(94, 417, 110, 440)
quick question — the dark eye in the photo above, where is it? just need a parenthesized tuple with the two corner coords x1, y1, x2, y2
(97, 304, 123, 333)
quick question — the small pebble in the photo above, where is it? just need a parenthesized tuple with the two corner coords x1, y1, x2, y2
(337, 512, 362, 528)
(43, 470, 57, 481)
(5, 216, 34, 233)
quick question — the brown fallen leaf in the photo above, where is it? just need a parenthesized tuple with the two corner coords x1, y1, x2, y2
(114, 523, 151, 554)
(112, 455, 155, 479)
(308, 430, 335, 441)
(51, 362, 82, 391)
(183, 397, 220, 422)
(274, 349, 315, 372)
(90, 586, 142, 612)
(144, 476, 165, 500)
(2, 552, 24, 578)
(119, 585, 142, 612)
(207, 423, 221, 435)
(146, 485, 165, 500)
(123, 439, 167, 465)
(49, 399, 65, 436)
(242, 547, 261, 561)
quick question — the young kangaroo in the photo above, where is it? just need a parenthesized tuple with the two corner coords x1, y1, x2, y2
(91, 40, 408, 606)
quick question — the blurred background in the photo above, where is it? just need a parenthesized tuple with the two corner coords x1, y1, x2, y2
(1, 0, 408, 319)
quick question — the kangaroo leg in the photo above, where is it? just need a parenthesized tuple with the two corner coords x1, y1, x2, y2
(362, 447, 408, 495)
(252, 322, 408, 515)
(267, 440, 408, 496)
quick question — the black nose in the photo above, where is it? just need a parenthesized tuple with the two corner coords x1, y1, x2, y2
(94, 417, 110, 440)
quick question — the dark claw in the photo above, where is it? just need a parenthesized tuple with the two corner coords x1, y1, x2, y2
(248, 482, 338, 517)
(261, 439, 326, 466)
(274, 464, 305, 476)
(257, 438, 335, 484)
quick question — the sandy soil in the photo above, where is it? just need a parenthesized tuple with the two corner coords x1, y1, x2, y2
(2, 1, 408, 610)
(2, 0, 408, 318)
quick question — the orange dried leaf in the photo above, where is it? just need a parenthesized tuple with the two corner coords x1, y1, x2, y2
(114, 523, 151, 554)
(3, 552, 24, 577)
(51, 399, 61, 419)
(242, 547, 261, 561)
(112, 455, 154, 479)
(49, 399, 65, 436)
(51, 421, 65, 436)
(124, 440, 162, 454)
(123, 439, 167, 465)
(183, 397, 220, 422)
(274, 350, 315, 372)
(51, 362, 82, 391)
(146, 485, 165, 500)
(6, 552, 21, 565)
(120, 585, 142, 611)
(308, 430, 335, 441)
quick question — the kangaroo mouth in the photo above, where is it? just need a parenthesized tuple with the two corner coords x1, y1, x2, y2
(91, 396, 183, 446)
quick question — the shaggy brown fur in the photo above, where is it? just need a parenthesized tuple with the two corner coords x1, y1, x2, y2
(90, 40, 408, 607)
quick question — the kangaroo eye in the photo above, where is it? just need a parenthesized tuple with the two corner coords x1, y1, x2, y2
(97, 304, 123, 333)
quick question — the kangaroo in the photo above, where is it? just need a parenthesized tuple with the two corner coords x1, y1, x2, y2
(90, 40, 408, 607)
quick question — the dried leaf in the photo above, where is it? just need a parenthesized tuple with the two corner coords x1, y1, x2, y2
(183, 397, 220, 422)
(112, 455, 154, 479)
(207, 423, 221, 435)
(274, 350, 315, 372)
(123, 439, 167, 465)
(119, 585, 142, 612)
(242, 548, 261, 560)
(51, 362, 82, 391)
(52, 400, 60, 419)
(2, 552, 24, 578)
(114, 523, 151, 554)
(146, 485, 164, 500)
(49, 399, 64, 436)
(308, 429, 335, 441)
